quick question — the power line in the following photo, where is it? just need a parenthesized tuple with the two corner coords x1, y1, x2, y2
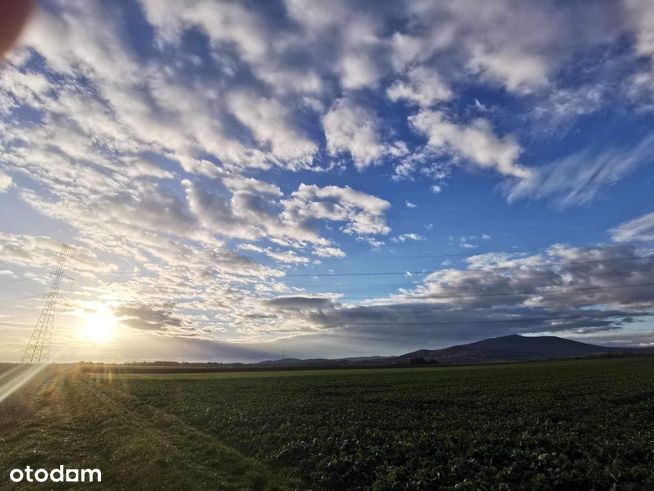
(0, 312, 40, 320)
(90, 241, 654, 285)
(250, 254, 654, 279)
(0, 293, 45, 305)
(303, 224, 638, 264)
(76, 257, 654, 304)
(0, 277, 33, 287)
(288, 281, 654, 302)
(315, 315, 634, 328)
(0, 320, 36, 327)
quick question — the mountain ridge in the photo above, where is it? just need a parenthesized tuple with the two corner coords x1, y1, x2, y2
(260, 334, 647, 367)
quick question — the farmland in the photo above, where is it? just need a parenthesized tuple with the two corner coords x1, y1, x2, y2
(2, 357, 654, 489)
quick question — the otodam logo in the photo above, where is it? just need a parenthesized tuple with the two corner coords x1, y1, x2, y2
(10, 465, 101, 483)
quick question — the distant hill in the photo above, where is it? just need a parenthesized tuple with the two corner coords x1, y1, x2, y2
(255, 335, 646, 368)
(397, 334, 640, 364)
(78, 335, 651, 375)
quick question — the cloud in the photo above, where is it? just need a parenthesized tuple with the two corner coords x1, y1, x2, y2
(140, 0, 269, 61)
(409, 243, 654, 310)
(468, 47, 549, 93)
(624, 0, 654, 60)
(264, 296, 335, 311)
(506, 132, 654, 207)
(612, 209, 654, 242)
(116, 303, 182, 332)
(623, 0, 654, 108)
(387, 67, 451, 107)
(410, 110, 530, 178)
(0, 231, 115, 274)
(314, 246, 346, 258)
(323, 98, 397, 170)
(398, 0, 620, 93)
(391, 233, 425, 243)
(183, 179, 253, 241)
(226, 91, 318, 166)
(183, 178, 389, 250)
(303, 304, 637, 348)
(282, 184, 391, 236)
(0, 171, 12, 192)
(257, 242, 654, 352)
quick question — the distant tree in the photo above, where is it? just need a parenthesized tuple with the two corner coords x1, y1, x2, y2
(409, 356, 438, 365)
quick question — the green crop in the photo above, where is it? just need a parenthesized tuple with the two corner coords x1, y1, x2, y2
(2, 357, 654, 489)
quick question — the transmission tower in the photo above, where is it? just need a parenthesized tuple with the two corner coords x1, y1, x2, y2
(21, 244, 72, 364)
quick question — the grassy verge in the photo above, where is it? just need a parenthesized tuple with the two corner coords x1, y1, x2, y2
(0, 366, 292, 490)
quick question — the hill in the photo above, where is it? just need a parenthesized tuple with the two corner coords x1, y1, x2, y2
(76, 335, 650, 375)
(397, 334, 637, 364)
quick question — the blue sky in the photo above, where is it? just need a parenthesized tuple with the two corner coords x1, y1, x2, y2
(1, 0, 654, 362)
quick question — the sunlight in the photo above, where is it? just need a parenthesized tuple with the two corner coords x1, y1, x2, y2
(80, 303, 116, 344)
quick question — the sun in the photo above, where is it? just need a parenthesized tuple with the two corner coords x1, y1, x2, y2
(80, 304, 116, 344)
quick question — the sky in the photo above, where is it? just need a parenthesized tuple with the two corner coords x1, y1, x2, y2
(1, 0, 654, 362)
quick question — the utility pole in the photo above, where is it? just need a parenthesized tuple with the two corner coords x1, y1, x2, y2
(21, 244, 72, 364)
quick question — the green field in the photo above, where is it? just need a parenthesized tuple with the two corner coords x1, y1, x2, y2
(2, 357, 654, 489)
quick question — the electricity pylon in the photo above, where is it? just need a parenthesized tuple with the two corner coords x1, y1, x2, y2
(21, 244, 72, 364)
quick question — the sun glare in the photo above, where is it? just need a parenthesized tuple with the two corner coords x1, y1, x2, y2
(80, 304, 116, 344)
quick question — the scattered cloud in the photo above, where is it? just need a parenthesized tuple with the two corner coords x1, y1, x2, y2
(261, 242, 654, 352)
(506, 132, 654, 207)
(0, 171, 12, 192)
(612, 209, 654, 242)
(281, 184, 391, 236)
(410, 110, 530, 178)
(387, 67, 451, 107)
(624, 0, 654, 60)
(323, 98, 403, 170)
(391, 233, 425, 243)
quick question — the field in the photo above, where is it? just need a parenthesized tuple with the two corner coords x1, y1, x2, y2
(1, 357, 654, 489)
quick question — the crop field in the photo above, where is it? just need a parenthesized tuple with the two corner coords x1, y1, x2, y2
(2, 357, 654, 489)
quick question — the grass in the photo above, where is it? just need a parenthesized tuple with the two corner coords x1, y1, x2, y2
(2, 357, 654, 489)
(0, 366, 290, 490)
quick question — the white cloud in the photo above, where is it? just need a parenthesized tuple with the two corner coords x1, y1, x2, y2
(226, 91, 317, 166)
(625, 0, 654, 59)
(410, 110, 530, 178)
(507, 132, 654, 207)
(391, 233, 425, 243)
(282, 184, 391, 236)
(612, 209, 654, 242)
(387, 66, 451, 107)
(0, 231, 115, 274)
(323, 98, 393, 170)
(140, 0, 269, 62)
(340, 51, 382, 90)
(314, 246, 346, 258)
(0, 171, 12, 192)
(624, 0, 654, 107)
(468, 46, 549, 93)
